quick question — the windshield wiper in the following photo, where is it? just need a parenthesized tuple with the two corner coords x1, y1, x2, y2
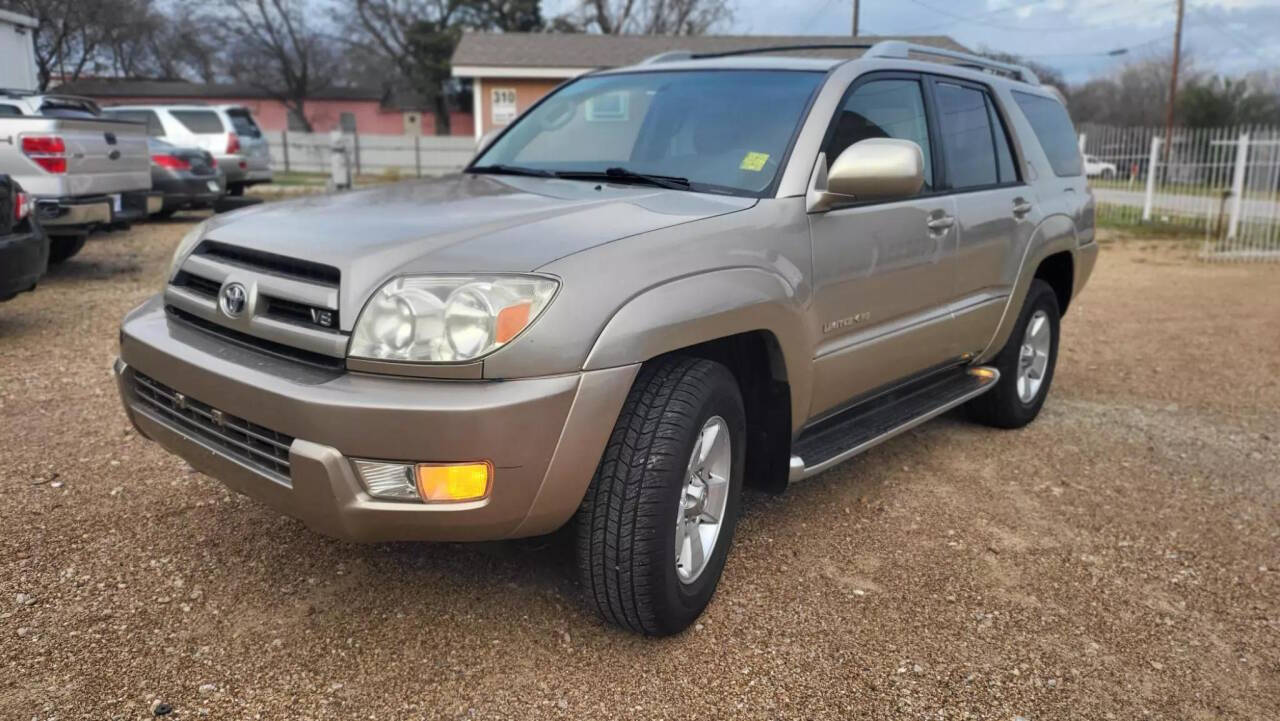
(556, 167, 691, 190)
(469, 164, 555, 178)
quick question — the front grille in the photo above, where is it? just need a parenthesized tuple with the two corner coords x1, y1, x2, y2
(165, 305, 346, 371)
(131, 371, 294, 481)
(173, 271, 220, 298)
(194, 240, 340, 287)
(263, 295, 339, 330)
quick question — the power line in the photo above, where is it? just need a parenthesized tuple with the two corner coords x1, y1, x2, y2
(1192, 9, 1276, 64)
(908, 0, 1053, 33)
(1022, 35, 1170, 59)
(901, 0, 1176, 34)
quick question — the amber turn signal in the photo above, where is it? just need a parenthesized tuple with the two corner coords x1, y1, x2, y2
(415, 462, 491, 503)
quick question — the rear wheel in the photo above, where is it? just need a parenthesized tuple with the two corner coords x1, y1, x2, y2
(576, 357, 745, 636)
(967, 279, 1060, 428)
(227, 184, 245, 197)
(47, 234, 86, 265)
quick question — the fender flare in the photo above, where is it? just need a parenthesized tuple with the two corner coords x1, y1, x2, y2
(583, 266, 812, 429)
(977, 213, 1078, 363)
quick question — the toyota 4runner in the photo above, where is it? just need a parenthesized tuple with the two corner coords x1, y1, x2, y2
(115, 42, 1096, 635)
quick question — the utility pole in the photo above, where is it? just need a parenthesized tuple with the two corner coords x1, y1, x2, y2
(852, 0, 860, 36)
(1162, 0, 1185, 163)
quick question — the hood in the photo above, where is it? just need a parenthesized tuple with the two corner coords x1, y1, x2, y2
(203, 174, 755, 316)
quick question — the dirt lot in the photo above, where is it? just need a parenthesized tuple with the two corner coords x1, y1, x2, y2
(1, 218, 1277, 720)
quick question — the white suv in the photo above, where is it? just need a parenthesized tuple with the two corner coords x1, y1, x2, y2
(103, 104, 272, 195)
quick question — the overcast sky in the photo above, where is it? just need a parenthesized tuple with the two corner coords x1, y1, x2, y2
(545, 0, 1280, 84)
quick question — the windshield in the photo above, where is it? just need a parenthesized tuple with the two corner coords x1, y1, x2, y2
(472, 69, 824, 196)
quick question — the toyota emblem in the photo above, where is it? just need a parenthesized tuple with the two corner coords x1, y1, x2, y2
(220, 282, 248, 318)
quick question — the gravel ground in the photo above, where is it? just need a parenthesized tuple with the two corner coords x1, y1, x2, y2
(2, 218, 1277, 720)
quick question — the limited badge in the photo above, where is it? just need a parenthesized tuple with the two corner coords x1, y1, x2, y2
(740, 152, 770, 172)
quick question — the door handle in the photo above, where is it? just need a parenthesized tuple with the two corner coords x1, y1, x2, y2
(1013, 200, 1033, 217)
(926, 216, 955, 232)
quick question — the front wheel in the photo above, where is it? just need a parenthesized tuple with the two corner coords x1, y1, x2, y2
(967, 279, 1061, 428)
(576, 357, 746, 635)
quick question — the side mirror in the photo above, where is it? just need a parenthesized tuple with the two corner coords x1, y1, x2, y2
(475, 128, 501, 155)
(807, 138, 925, 212)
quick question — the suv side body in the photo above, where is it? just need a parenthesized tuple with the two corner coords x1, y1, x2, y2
(115, 47, 1096, 634)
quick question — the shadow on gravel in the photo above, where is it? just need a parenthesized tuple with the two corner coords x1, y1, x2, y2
(41, 254, 143, 283)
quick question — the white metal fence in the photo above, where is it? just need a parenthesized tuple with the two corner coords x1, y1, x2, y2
(265, 131, 475, 178)
(1080, 123, 1280, 262)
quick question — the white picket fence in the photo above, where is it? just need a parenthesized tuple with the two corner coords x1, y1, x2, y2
(1080, 124, 1280, 262)
(266, 131, 476, 178)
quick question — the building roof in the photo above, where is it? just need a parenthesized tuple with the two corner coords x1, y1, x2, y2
(50, 78, 384, 102)
(452, 32, 971, 76)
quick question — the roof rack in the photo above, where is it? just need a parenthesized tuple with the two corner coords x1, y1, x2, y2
(864, 40, 1039, 85)
(638, 40, 1040, 86)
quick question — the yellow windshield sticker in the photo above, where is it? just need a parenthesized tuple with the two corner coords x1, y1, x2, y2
(740, 152, 770, 172)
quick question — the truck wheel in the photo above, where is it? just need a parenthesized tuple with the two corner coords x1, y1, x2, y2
(227, 184, 245, 197)
(576, 356, 746, 636)
(968, 279, 1060, 429)
(48, 234, 87, 265)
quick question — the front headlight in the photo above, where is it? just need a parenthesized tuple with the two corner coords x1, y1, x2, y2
(167, 218, 211, 280)
(348, 275, 558, 363)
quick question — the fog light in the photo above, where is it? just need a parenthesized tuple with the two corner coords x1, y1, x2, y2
(352, 460, 419, 500)
(416, 462, 491, 503)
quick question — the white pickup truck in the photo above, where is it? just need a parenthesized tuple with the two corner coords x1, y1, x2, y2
(0, 91, 159, 262)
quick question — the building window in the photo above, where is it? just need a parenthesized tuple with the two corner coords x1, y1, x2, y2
(339, 111, 357, 132)
(491, 88, 517, 125)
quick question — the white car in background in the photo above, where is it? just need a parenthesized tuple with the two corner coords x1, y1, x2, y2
(1084, 154, 1117, 178)
(103, 104, 272, 195)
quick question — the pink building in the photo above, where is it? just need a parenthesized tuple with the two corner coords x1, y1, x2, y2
(52, 79, 474, 136)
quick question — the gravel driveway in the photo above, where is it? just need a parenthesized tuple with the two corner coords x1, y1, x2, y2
(2, 218, 1277, 720)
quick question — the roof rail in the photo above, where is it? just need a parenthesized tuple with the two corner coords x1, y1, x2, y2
(640, 50, 694, 64)
(864, 40, 1040, 85)
(689, 43, 873, 60)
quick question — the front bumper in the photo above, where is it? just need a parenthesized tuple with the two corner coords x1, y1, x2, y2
(115, 297, 636, 542)
(0, 224, 49, 299)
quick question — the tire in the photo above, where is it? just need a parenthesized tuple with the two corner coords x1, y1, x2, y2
(152, 208, 177, 220)
(576, 356, 746, 636)
(227, 184, 245, 197)
(47, 234, 87, 265)
(967, 279, 1061, 429)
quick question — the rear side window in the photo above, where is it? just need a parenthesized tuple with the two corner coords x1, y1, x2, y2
(0, 104, 21, 116)
(1012, 91, 1083, 177)
(171, 110, 225, 134)
(934, 82, 999, 189)
(824, 78, 934, 193)
(226, 109, 262, 138)
(106, 109, 165, 136)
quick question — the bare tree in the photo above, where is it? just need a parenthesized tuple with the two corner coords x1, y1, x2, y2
(2, 0, 115, 89)
(339, 0, 540, 134)
(220, 0, 338, 131)
(567, 0, 733, 34)
(1067, 53, 1193, 127)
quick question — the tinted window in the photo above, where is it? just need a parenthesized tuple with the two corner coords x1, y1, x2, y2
(105, 109, 165, 136)
(476, 70, 824, 197)
(171, 110, 225, 134)
(39, 102, 98, 119)
(1012, 91, 1083, 177)
(226, 109, 262, 137)
(986, 95, 1018, 184)
(824, 78, 933, 193)
(935, 82, 998, 189)
(0, 104, 21, 116)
